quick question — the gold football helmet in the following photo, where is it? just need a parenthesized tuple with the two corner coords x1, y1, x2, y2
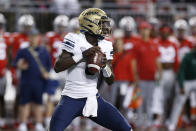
(78, 8, 111, 39)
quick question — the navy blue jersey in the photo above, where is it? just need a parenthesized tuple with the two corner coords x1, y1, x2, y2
(13, 46, 52, 88)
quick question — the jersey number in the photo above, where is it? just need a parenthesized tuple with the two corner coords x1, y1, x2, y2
(53, 41, 63, 58)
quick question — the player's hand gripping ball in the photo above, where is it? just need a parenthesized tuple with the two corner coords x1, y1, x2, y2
(86, 51, 106, 75)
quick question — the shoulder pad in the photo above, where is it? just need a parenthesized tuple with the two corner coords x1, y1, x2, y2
(62, 33, 77, 49)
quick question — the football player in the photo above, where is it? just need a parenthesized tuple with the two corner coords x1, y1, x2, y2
(167, 46, 196, 131)
(152, 24, 178, 128)
(10, 14, 36, 127)
(119, 16, 139, 51)
(45, 15, 69, 66)
(44, 15, 69, 129)
(148, 17, 160, 43)
(132, 21, 162, 129)
(173, 19, 193, 61)
(11, 14, 35, 59)
(49, 8, 132, 131)
(108, 16, 138, 116)
(0, 13, 11, 129)
(10, 14, 36, 85)
(14, 30, 51, 131)
(167, 19, 194, 130)
(188, 16, 196, 121)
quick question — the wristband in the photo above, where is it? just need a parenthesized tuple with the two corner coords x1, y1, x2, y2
(72, 54, 83, 63)
(102, 64, 112, 77)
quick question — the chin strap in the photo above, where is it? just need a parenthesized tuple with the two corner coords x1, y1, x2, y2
(81, 30, 105, 40)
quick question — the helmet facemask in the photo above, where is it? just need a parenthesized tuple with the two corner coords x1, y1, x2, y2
(98, 16, 111, 39)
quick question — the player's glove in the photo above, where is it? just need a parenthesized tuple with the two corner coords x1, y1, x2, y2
(102, 64, 112, 78)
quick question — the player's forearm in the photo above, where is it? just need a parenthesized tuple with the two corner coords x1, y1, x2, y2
(131, 59, 139, 83)
(54, 51, 76, 73)
(54, 57, 75, 73)
(177, 69, 185, 89)
(156, 58, 163, 80)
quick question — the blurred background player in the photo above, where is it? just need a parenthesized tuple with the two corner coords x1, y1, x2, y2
(69, 17, 80, 34)
(45, 15, 69, 66)
(44, 15, 69, 129)
(118, 16, 138, 51)
(10, 14, 36, 124)
(152, 24, 178, 128)
(173, 19, 194, 126)
(11, 14, 36, 58)
(13, 30, 51, 131)
(148, 17, 160, 41)
(168, 46, 196, 131)
(173, 19, 193, 62)
(132, 21, 162, 130)
(0, 13, 11, 129)
(188, 16, 196, 121)
(111, 29, 143, 127)
(109, 16, 138, 115)
(111, 31, 135, 114)
(188, 16, 196, 45)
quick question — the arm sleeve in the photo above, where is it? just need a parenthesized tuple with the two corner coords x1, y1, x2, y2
(61, 33, 77, 54)
(177, 54, 188, 88)
(61, 33, 83, 63)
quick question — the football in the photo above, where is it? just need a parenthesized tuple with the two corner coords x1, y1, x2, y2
(86, 51, 105, 75)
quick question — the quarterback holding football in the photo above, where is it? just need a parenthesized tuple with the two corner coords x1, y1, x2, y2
(49, 8, 132, 131)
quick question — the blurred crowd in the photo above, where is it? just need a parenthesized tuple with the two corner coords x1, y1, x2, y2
(0, 11, 196, 131)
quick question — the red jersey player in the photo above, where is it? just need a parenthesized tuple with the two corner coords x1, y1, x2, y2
(11, 14, 35, 60)
(109, 16, 138, 110)
(0, 13, 11, 129)
(44, 15, 69, 66)
(132, 21, 162, 129)
(119, 16, 139, 51)
(10, 14, 36, 85)
(152, 25, 179, 128)
(148, 17, 160, 44)
(172, 19, 194, 62)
